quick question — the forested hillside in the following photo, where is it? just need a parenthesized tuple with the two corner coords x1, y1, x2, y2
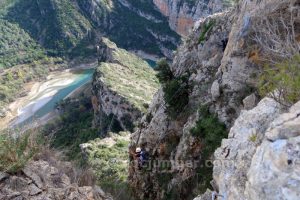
(0, 0, 180, 115)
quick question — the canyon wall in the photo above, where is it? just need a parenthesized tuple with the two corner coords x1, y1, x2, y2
(153, 0, 226, 36)
(92, 38, 159, 134)
(77, 0, 180, 58)
(129, 0, 300, 199)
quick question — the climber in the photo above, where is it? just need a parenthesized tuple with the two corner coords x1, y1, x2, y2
(135, 147, 148, 169)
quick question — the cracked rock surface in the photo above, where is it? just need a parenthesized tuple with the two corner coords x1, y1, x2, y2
(0, 159, 111, 200)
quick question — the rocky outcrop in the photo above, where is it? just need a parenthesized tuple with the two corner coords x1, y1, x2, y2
(92, 38, 159, 133)
(153, 0, 226, 36)
(0, 159, 111, 200)
(129, 0, 300, 199)
(212, 98, 300, 200)
(213, 98, 283, 199)
(211, 0, 296, 125)
(129, 10, 234, 200)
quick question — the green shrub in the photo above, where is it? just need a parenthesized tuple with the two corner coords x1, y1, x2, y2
(249, 134, 257, 143)
(198, 20, 215, 44)
(44, 96, 99, 161)
(86, 135, 130, 199)
(155, 59, 173, 84)
(146, 112, 153, 123)
(259, 54, 300, 106)
(155, 57, 191, 119)
(0, 129, 44, 173)
(190, 106, 227, 192)
(163, 76, 190, 118)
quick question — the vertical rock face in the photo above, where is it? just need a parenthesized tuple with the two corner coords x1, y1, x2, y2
(129, 10, 234, 200)
(153, 0, 226, 36)
(92, 38, 159, 133)
(213, 98, 300, 200)
(129, 0, 300, 199)
(212, 0, 295, 125)
(213, 98, 283, 200)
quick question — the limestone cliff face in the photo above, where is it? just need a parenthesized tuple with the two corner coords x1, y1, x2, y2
(129, 10, 234, 200)
(153, 0, 225, 36)
(0, 156, 111, 200)
(92, 38, 159, 133)
(211, 0, 295, 125)
(195, 98, 300, 200)
(129, 0, 300, 199)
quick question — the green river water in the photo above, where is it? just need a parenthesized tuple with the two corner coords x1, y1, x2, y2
(14, 59, 156, 127)
(14, 69, 94, 127)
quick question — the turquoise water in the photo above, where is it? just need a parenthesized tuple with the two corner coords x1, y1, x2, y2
(14, 59, 155, 128)
(145, 59, 157, 68)
(15, 69, 94, 127)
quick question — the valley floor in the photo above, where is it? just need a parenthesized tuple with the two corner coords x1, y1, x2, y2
(0, 62, 97, 130)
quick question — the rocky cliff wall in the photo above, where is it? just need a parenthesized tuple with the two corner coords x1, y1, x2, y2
(129, 10, 234, 200)
(0, 154, 111, 200)
(194, 97, 300, 200)
(129, 0, 300, 199)
(153, 0, 226, 36)
(92, 38, 159, 134)
(77, 0, 180, 58)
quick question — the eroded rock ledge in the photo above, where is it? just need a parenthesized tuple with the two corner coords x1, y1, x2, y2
(92, 38, 159, 133)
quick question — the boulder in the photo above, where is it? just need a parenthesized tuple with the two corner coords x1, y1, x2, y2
(245, 102, 300, 200)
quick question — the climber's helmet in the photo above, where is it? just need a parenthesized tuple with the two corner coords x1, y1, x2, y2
(136, 147, 142, 153)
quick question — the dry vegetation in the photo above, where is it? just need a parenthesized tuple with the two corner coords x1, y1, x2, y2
(253, 3, 300, 63)
(252, 2, 300, 106)
(0, 127, 98, 189)
(0, 128, 45, 173)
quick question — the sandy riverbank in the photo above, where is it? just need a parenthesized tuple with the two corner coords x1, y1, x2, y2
(0, 63, 96, 130)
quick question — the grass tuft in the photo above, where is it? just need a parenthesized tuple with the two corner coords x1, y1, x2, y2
(0, 128, 45, 173)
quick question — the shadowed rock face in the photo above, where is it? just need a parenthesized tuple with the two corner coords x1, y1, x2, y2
(153, 0, 225, 36)
(77, 0, 180, 58)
